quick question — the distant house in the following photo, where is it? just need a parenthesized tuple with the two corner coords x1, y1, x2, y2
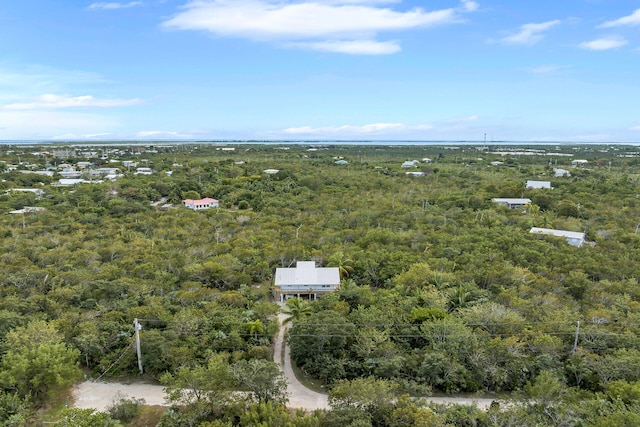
(183, 197, 219, 210)
(492, 198, 532, 210)
(406, 172, 425, 177)
(10, 206, 46, 214)
(489, 161, 504, 166)
(91, 168, 120, 176)
(135, 167, 153, 175)
(335, 160, 349, 165)
(273, 261, 340, 302)
(263, 169, 280, 174)
(530, 227, 585, 247)
(59, 168, 82, 179)
(52, 149, 76, 159)
(7, 188, 45, 197)
(526, 180, 552, 189)
(52, 179, 102, 186)
(401, 160, 419, 168)
(422, 158, 432, 163)
(553, 168, 571, 177)
(571, 159, 588, 167)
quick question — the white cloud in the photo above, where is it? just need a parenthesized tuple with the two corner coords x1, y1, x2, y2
(162, 0, 477, 54)
(631, 126, 640, 131)
(0, 110, 120, 140)
(500, 20, 560, 45)
(2, 94, 142, 110)
(461, 0, 479, 12)
(599, 8, 640, 28)
(136, 130, 195, 138)
(84, 132, 114, 138)
(283, 123, 432, 135)
(579, 36, 627, 51)
(443, 115, 479, 123)
(291, 39, 401, 54)
(88, 2, 142, 10)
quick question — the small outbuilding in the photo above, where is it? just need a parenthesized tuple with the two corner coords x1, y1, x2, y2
(492, 198, 532, 210)
(530, 227, 585, 247)
(526, 180, 552, 189)
(401, 160, 419, 168)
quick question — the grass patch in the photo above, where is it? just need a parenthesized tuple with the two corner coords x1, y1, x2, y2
(124, 405, 166, 427)
(31, 385, 75, 424)
(289, 360, 328, 394)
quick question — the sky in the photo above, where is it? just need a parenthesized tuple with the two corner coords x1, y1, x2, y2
(1, 0, 639, 142)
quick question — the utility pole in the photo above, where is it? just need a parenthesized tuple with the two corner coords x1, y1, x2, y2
(572, 321, 580, 353)
(133, 318, 143, 374)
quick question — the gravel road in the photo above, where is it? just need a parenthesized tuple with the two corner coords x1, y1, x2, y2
(72, 309, 494, 412)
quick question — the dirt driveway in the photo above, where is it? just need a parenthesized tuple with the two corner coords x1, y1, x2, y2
(72, 310, 494, 412)
(72, 381, 167, 411)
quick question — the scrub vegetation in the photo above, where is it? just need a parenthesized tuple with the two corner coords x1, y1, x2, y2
(1, 143, 640, 426)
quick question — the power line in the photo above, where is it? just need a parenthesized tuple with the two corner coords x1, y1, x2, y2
(95, 336, 136, 381)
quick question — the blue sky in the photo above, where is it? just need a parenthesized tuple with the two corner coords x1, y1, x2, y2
(1, 0, 639, 142)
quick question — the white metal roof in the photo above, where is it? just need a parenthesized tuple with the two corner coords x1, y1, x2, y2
(530, 227, 585, 240)
(492, 198, 532, 204)
(275, 261, 340, 287)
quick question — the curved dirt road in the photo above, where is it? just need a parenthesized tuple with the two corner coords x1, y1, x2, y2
(73, 309, 494, 411)
(274, 313, 330, 410)
(272, 310, 494, 411)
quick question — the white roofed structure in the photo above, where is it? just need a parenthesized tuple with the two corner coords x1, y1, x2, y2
(492, 198, 532, 209)
(274, 261, 340, 302)
(530, 227, 585, 247)
(526, 180, 552, 189)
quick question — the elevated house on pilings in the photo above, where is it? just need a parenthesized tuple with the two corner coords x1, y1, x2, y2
(273, 261, 340, 302)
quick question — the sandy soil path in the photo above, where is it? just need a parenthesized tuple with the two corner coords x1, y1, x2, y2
(72, 381, 167, 411)
(274, 313, 330, 410)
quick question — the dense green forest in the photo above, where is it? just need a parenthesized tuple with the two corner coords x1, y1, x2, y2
(1, 143, 640, 426)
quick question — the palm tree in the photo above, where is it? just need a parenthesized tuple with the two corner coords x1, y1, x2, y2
(246, 319, 264, 342)
(328, 251, 355, 280)
(282, 297, 312, 325)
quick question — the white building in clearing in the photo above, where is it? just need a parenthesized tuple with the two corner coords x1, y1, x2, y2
(401, 160, 419, 168)
(135, 167, 153, 175)
(492, 198, 532, 210)
(530, 227, 585, 247)
(273, 261, 340, 302)
(183, 197, 219, 210)
(553, 168, 571, 177)
(526, 180, 552, 189)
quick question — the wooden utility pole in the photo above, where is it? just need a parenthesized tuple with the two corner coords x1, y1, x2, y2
(133, 318, 143, 374)
(572, 321, 580, 354)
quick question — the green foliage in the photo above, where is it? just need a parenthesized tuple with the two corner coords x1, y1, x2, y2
(2, 143, 640, 420)
(58, 407, 120, 426)
(106, 392, 145, 422)
(0, 392, 32, 426)
(0, 321, 81, 400)
(231, 359, 288, 404)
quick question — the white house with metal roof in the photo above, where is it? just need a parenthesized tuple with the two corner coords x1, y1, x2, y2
(530, 227, 585, 247)
(526, 180, 552, 189)
(492, 198, 532, 210)
(273, 261, 340, 302)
